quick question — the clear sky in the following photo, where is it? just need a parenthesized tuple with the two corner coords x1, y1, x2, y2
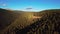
(0, 0, 60, 11)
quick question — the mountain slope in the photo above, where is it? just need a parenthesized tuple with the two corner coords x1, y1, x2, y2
(1, 9, 60, 34)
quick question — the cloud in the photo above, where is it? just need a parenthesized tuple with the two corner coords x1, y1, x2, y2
(18, 6, 41, 12)
(23, 6, 40, 11)
(26, 6, 33, 9)
(2, 4, 7, 6)
(0, 3, 7, 6)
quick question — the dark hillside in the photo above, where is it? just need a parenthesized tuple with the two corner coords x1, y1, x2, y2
(0, 8, 20, 30)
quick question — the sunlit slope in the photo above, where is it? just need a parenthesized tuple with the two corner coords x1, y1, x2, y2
(1, 12, 34, 34)
(1, 12, 43, 34)
(1, 9, 60, 34)
(0, 9, 42, 34)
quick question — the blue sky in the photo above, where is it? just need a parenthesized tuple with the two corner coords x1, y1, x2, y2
(0, 0, 60, 11)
